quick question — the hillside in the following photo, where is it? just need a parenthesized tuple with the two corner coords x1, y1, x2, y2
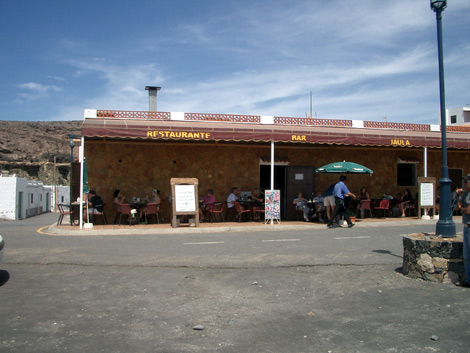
(0, 120, 83, 184)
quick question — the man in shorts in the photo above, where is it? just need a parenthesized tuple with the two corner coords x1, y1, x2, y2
(84, 190, 104, 222)
(323, 183, 336, 222)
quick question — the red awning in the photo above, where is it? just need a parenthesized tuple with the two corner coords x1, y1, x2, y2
(81, 118, 470, 149)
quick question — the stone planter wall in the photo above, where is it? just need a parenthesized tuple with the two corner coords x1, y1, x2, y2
(402, 233, 464, 283)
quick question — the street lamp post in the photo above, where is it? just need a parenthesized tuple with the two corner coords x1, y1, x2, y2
(68, 134, 76, 225)
(431, 0, 455, 237)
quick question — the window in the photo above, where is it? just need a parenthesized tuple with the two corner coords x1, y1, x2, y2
(30, 194, 34, 203)
(450, 115, 457, 124)
(397, 163, 416, 186)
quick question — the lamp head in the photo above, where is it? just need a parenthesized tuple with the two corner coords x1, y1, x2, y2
(430, 0, 447, 12)
(68, 134, 76, 148)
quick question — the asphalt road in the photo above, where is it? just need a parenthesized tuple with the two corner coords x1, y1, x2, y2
(0, 213, 468, 353)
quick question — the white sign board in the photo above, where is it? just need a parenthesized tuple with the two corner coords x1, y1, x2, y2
(420, 183, 434, 207)
(174, 184, 196, 212)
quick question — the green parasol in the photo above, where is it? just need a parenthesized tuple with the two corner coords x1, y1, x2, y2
(315, 160, 373, 174)
(83, 157, 90, 193)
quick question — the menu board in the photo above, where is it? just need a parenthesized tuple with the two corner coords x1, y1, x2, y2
(420, 183, 434, 207)
(170, 178, 199, 228)
(417, 177, 436, 211)
(265, 190, 281, 222)
(174, 184, 196, 212)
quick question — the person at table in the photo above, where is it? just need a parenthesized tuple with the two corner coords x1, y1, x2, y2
(113, 189, 125, 213)
(357, 186, 370, 218)
(144, 188, 161, 205)
(251, 188, 264, 204)
(313, 192, 326, 223)
(293, 191, 310, 222)
(199, 189, 216, 222)
(84, 190, 104, 221)
(358, 187, 370, 200)
(142, 188, 161, 220)
(226, 187, 242, 220)
(398, 188, 413, 217)
(251, 188, 264, 220)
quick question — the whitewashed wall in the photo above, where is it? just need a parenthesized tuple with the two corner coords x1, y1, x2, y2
(0, 177, 18, 220)
(47, 185, 70, 211)
(0, 177, 52, 220)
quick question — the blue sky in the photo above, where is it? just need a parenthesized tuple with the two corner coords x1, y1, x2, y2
(1, 0, 469, 124)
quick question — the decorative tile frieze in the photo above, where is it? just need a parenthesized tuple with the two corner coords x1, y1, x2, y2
(185, 112, 260, 123)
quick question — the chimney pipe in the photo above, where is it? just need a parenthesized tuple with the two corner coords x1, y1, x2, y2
(145, 86, 161, 111)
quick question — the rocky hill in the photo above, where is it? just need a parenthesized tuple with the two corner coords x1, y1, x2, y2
(0, 120, 83, 185)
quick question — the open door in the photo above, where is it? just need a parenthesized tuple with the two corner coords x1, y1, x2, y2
(286, 166, 315, 220)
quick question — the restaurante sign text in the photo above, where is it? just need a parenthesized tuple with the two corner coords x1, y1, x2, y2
(147, 130, 211, 139)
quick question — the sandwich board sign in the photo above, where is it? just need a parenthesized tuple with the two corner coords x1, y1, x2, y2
(170, 178, 199, 228)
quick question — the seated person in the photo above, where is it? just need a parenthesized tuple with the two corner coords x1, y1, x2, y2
(357, 186, 371, 218)
(113, 189, 125, 213)
(226, 187, 242, 220)
(142, 188, 161, 220)
(358, 187, 370, 200)
(293, 191, 310, 222)
(313, 192, 326, 222)
(398, 188, 413, 217)
(199, 189, 216, 221)
(84, 190, 104, 221)
(144, 188, 161, 205)
(251, 188, 265, 220)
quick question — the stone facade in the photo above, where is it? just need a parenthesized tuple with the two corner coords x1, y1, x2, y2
(84, 139, 470, 223)
(402, 233, 464, 283)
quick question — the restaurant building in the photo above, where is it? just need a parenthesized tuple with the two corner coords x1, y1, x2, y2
(79, 109, 470, 221)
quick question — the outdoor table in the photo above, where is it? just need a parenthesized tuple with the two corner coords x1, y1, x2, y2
(71, 201, 86, 225)
(129, 202, 147, 224)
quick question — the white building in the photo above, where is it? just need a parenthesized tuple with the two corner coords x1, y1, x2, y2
(0, 174, 52, 220)
(446, 107, 470, 126)
(50, 185, 71, 212)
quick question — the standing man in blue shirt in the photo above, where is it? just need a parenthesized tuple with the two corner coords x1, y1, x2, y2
(327, 175, 356, 229)
(456, 174, 470, 287)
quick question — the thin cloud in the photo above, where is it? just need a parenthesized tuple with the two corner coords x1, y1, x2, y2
(16, 82, 62, 101)
(4, 0, 466, 123)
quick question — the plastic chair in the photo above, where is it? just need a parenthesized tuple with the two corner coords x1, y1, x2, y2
(234, 202, 252, 222)
(208, 202, 225, 222)
(91, 204, 107, 224)
(294, 206, 304, 221)
(144, 203, 160, 224)
(356, 199, 372, 218)
(405, 200, 417, 217)
(57, 204, 74, 225)
(119, 204, 133, 225)
(253, 206, 265, 222)
(374, 199, 390, 218)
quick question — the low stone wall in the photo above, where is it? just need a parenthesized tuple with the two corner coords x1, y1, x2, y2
(402, 233, 464, 283)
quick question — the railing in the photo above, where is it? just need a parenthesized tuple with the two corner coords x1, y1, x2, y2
(185, 112, 260, 123)
(94, 110, 470, 132)
(97, 110, 171, 120)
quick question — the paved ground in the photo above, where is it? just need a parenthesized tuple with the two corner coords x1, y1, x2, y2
(1, 213, 469, 353)
(46, 213, 445, 236)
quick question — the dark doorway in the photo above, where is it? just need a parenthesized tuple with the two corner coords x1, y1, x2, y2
(260, 165, 287, 218)
(285, 167, 315, 220)
(449, 168, 464, 191)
